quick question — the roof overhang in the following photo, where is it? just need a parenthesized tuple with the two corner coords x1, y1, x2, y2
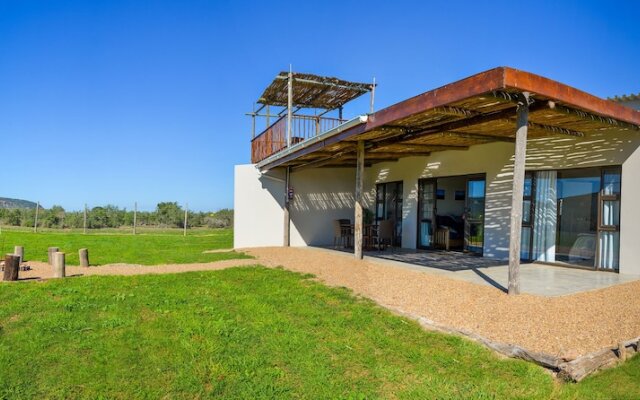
(258, 67, 640, 172)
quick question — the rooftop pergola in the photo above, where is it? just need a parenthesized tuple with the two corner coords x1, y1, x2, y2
(253, 67, 640, 296)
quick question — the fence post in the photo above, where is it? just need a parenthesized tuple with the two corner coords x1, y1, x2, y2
(53, 252, 65, 278)
(133, 202, 137, 235)
(83, 204, 88, 234)
(183, 203, 188, 237)
(33, 202, 40, 233)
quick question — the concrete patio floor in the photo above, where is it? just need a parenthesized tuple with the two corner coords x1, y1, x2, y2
(322, 247, 640, 296)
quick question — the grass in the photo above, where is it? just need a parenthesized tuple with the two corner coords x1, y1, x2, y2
(0, 228, 248, 265)
(0, 266, 637, 399)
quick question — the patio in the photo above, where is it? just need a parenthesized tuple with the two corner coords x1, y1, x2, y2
(323, 246, 639, 296)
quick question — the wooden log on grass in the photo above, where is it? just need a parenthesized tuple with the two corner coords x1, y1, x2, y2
(53, 252, 65, 278)
(48, 247, 60, 265)
(14, 246, 24, 264)
(79, 248, 89, 268)
(3, 254, 19, 281)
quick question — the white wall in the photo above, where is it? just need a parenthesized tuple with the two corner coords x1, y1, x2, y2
(233, 164, 285, 248)
(289, 168, 355, 246)
(233, 164, 356, 248)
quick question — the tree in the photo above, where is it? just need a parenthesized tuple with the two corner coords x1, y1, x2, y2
(156, 202, 183, 227)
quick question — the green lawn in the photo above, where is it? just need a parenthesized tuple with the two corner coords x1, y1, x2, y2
(0, 228, 248, 265)
(0, 266, 637, 399)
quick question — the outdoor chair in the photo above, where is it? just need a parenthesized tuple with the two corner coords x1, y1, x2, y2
(373, 219, 395, 250)
(333, 219, 351, 248)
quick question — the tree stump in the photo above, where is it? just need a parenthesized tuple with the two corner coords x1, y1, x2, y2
(48, 247, 60, 265)
(53, 252, 65, 278)
(79, 248, 89, 268)
(3, 254, 19, 281)
(14, 246, 24, 264)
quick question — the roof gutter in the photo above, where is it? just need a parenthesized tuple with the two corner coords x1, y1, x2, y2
(256, 115, 368, 171)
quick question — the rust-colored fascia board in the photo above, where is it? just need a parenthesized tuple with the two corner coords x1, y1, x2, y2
(503, 67, 640, 126)
(365, 67, 507, 130)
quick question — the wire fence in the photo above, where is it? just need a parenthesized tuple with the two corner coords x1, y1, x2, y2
(0, 202, 233, 235)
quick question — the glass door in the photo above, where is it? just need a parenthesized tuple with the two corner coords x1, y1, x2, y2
(417, 179, 436, 249)
(464, 177, 485, 255)
(375, 181, 403, 247)
(555, 168, 600, 267)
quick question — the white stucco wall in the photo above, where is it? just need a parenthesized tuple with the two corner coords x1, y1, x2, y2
(233, 164, 355, 248)
(289, 168, 356, 246)
(233, 164, 285, 248)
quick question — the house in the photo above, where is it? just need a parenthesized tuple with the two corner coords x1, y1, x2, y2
(234, 67, 640, 291)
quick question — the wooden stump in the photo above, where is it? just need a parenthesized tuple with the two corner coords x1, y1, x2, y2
(79, 248, 89, 268)
(48, 247, 60, 265)
(3, 254, 19, 281)
(53, 252, 65, 278)
(14, 246, 24, 264)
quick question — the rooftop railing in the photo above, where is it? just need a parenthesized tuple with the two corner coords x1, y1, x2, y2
(251, 115, 345, 163)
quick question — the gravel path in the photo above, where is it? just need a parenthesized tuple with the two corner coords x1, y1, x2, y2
(15, 259, 259, 280)
(242, 247, 640, 359)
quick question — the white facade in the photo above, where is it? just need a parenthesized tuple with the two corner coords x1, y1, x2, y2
(234, 128, 640, 275)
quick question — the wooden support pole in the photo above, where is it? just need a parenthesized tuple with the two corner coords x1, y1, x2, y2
(354, 140, 365, 260)
(266, 104, 270, 127)
(33, 201, 39, 233)
(283, 167, 290, 247)
(3, 254, 19, 281)
(79, 248, 89, 268)
(287, 66, 293, 147)
(133, 202, 137, 235)
(14, 246, 24, 264)
(47, 247, 59, 265)
(508, 92, 530, 296)
(53, 251, 65, 278)
(83, 204, 88, 234)
(370, 77, 376, 114)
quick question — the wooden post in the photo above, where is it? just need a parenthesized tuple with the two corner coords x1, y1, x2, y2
(266, 104, 270, 127)
(133, 201, 137, 235)
(251, 104, 256, 139)
(370, 77, 376, 113)
(183, 203, 188, 237)
(47, 247, 59, 265)
(508, 92, 530, 296)
(79, 248, 89, 268)
(83, 204, 88, 234)
(33, 201, 39, 233)
(3, 254, 19, 281)
(14, 246, 24, 264)
(354, 140, 365, 260)
(287, 66, 293, 147)
(283, 167, 290, 247)
(53, 251, 65, 278)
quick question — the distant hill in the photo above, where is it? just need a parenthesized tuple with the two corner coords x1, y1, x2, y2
(0, 197, 38, 209)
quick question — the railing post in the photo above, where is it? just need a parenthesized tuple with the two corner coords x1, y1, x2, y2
(287, 67, 293, 147)
(315, 116, 320, 136)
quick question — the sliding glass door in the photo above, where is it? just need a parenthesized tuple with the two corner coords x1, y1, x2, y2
(375, 181, 403, 247)
(417, 179, 436, 249)
(464, 177, 485, 255)
(523, 166, 621, 270)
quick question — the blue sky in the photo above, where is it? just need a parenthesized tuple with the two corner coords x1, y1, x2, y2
(1, 0, 638, 211)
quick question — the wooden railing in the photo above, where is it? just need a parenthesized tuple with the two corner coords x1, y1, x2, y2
(251, 115, 345, 163)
